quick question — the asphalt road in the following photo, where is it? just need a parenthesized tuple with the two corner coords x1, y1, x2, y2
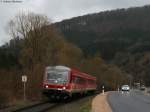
(108, 90, 150, 112)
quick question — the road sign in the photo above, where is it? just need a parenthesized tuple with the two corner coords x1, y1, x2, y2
(22, 75, 27, 101)
(22, 75, 27, 82)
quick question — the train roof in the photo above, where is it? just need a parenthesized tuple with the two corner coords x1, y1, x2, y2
(46, 65, 71, 71)
(71, 68, 96, 80)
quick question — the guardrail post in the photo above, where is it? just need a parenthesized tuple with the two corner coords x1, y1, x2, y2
(102, 85, 104, 95)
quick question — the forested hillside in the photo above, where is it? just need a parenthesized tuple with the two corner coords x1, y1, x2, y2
(55, 5, 150, 86)
(0, 12, 127, 107)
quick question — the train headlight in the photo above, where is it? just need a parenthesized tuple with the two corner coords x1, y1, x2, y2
(63, 86, 66, 90)
(45, 85, 48, 88)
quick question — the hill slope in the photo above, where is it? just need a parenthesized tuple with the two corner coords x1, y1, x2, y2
(55, 5, 150, 60)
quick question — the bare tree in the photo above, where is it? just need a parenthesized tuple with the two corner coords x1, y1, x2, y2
(8, 12, 49, 39)
(7, 12, 56, 99)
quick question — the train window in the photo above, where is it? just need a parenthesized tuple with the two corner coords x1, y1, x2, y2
(46, 71, 68, 84)
(71, 76, 76, 83)
(74, 76, 85, 84)
(74, 77, 79, 83)
(88, 79, 95, 85)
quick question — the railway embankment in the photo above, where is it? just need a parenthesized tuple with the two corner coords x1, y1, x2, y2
(0, 100, 46, 112)
(92, 92, 112, 112)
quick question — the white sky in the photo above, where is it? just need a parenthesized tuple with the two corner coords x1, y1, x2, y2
(0, 0, 150, 45)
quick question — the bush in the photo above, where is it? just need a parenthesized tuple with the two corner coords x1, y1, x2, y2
(0, 93, 9, 108)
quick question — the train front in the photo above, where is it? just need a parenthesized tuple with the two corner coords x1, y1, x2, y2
(43, 66, 71, 100)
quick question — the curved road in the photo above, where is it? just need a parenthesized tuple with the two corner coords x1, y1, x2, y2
(108, 90, 150, 112)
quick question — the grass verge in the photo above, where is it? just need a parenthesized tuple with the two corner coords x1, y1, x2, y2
(80, 98, 92, 112)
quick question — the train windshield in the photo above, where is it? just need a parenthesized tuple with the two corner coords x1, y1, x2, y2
(46, 70, 68, 84)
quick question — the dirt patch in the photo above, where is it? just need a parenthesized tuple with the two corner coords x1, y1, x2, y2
(92, 92, 112, 112)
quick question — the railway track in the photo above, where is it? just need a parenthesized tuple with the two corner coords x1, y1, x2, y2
(12, 101, 63, 112)
(9, 93, 97, 112)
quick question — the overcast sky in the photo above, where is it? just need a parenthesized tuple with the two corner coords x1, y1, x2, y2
(0, 0, 150, 45)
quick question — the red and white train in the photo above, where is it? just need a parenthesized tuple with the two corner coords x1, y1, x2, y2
(43, 65, 97, 99)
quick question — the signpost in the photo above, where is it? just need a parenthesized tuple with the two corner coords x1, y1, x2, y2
(22, 75, 27, 101)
